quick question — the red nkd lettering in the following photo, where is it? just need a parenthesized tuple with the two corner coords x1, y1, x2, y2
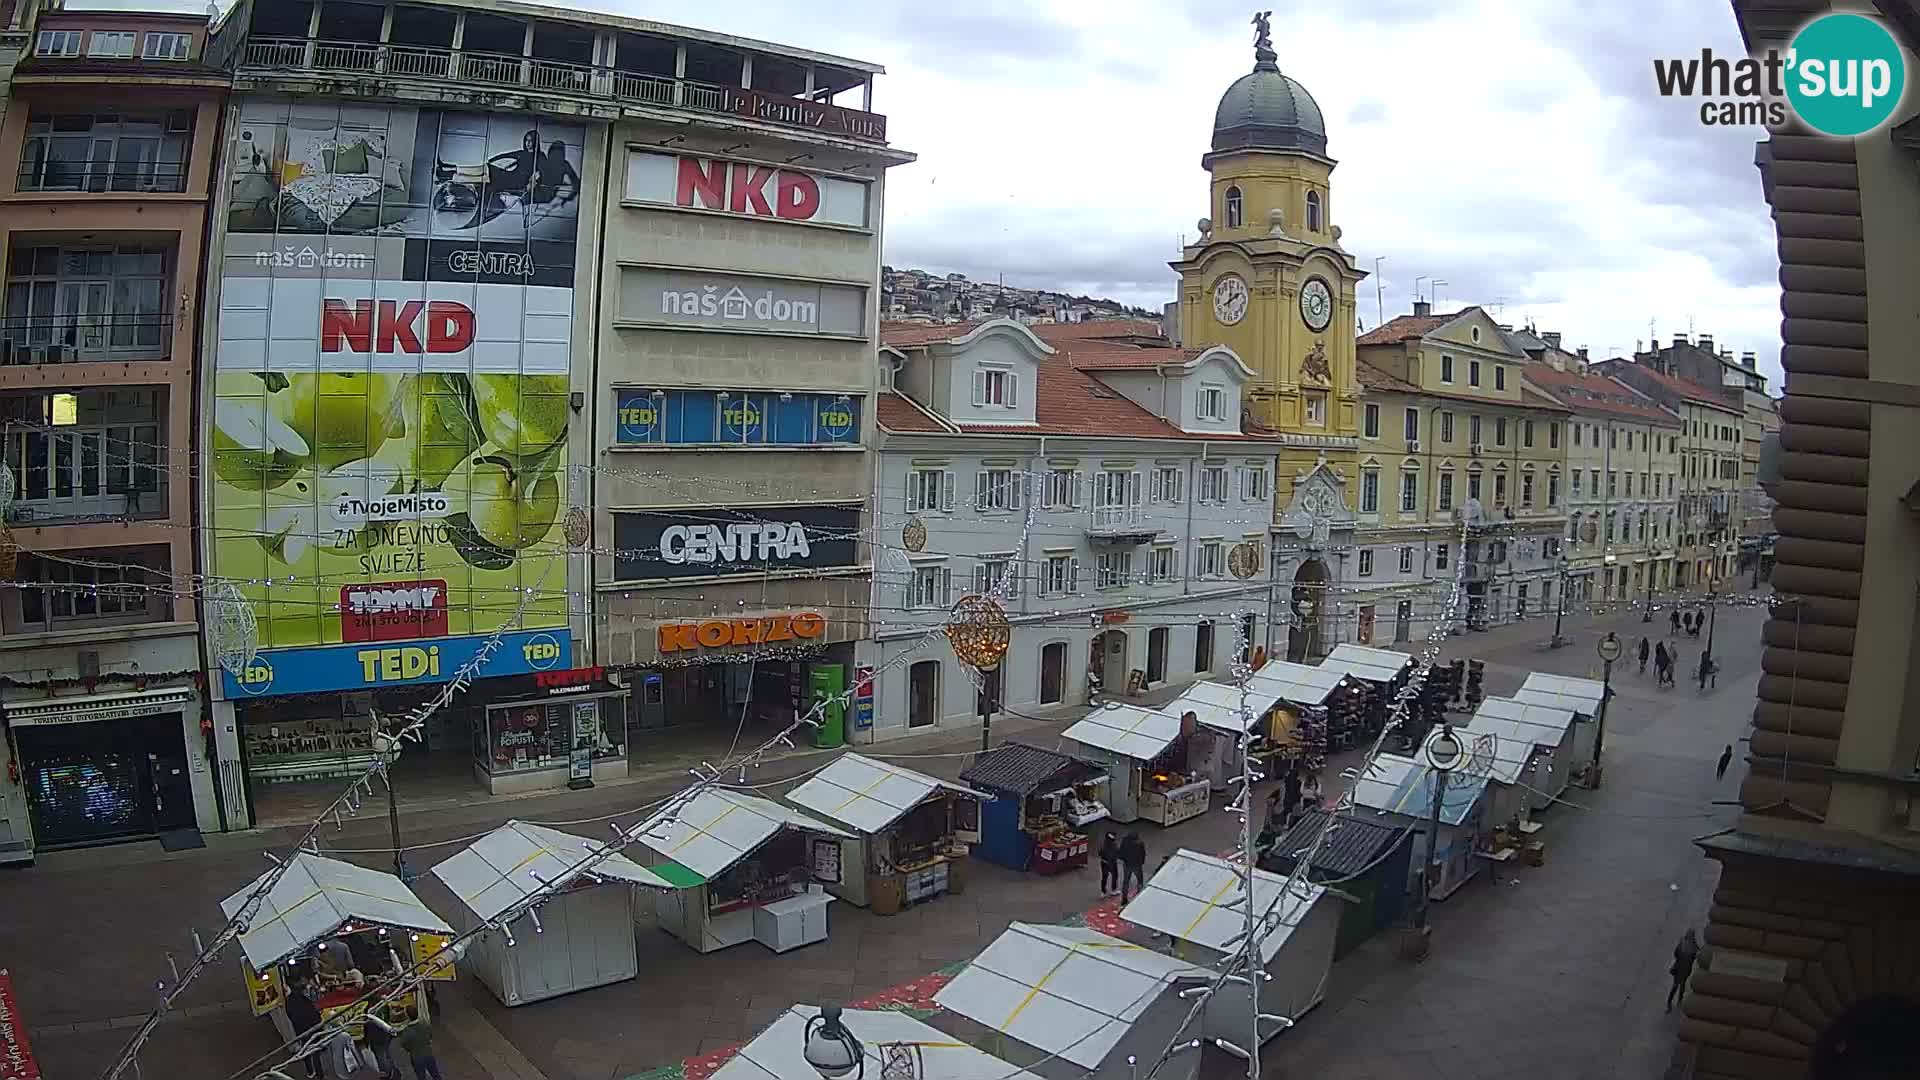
(675, 157, 727, 211)
(321, 299, 474, 354)
(728, 163, 776, 216)
(776, 170, 821, 220)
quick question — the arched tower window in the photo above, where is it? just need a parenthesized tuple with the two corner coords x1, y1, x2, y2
(1224, 186, 1243, 229)
(1306, 191, 1323, 232)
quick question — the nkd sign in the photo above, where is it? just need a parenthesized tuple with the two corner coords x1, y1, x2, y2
(624, 152, 870, 229)
(619, 268, 866, 338)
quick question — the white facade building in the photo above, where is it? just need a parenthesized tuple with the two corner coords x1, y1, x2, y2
(867, 320, 1280, 740)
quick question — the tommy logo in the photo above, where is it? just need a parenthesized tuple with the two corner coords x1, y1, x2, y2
(321, 299, 476, 353)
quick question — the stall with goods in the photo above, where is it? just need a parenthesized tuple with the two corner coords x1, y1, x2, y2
(958, 742, 1108, 873)
(1062, 703, 1209, 826)
(783, 753, 983, 913)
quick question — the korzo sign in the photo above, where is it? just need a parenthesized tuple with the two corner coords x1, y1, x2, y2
(613, 504, 858, 581)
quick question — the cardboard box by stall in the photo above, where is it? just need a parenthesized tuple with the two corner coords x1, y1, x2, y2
(1512, 672, 1606, 768)
(959, 743, 1108, 873)
(430, 820, 671, 1006)
(1061, 704, 1210, 826)
(1350, 754, 1490, 901)
(1121, 849, 1341, 1048)
(630, 789, 852, 954)
(713, 1004, 1045, 1080)
(783, 754, 983, 912)
(222, 853, 455, 1052)
(932, 922, 1208, 1080)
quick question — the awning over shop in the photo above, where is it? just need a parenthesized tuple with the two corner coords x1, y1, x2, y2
(221, 852, 452, 973)
(958, 742, 1106, 798)
(430, 820, 672, 923)
(1513, 673, 1605, 716)
(1163, 681, 1282, 735)
(1350, 755, 1487, 826)
(1247, 660, 1347, 708)
(629, 789, 851, 884)
(784, 753, 979, 835)
(1318, 644, 1413, 685)
(1121, 848, 1326, 964)
(935, 922, 1206, 1070)
(713, 1005, 1045, 1080)
(1061, 703, 1183, 761)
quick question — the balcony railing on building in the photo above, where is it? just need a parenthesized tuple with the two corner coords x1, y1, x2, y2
(16, 160, 188, 195)
(0, 313, 173, 365)
(18, 110, 193, 194)
(2, 422, 165, 524)
(238, 37, 887, 143)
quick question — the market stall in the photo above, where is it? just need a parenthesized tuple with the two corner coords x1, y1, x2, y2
(630, 789, 852, 955)
(222, 853, 456, 1052)
(1512, 673, 1606, 767)
(1245, 661, 1348, 774)
(1318, 644, 1413, 751)
(716, 1003, 1045, 1080)
(1061, 703, 1209, 826)
(958, 742, 1108, 873)
(1121, 848, 1340, 1048)
(782, 753, 983, 913)
(1161, 681, 1280, 791)
(1433, 718, 1540, 836)
(1470, 696, 1579, 808)
(1264, 809, 1412, 958)
(1349, 754, 1489, 901)
(932, 922, 1208, 1080)
(430, 820, 671, 1006)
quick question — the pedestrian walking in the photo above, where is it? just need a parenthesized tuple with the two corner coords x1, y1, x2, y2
(1637, 636, 1650, 675)
(1716, 744, 1733, 781)
(1097, 833, 1120, 897)
(284, 979, 325, 1080)
(398, 1016, 443, 1080)
(363, 1009, 400, 1080)
(1698, 653, 1717, 691)
(1301, 770, 1322, 812)
(1670, 608, 1681, 636)
(1281, 766, 1302, 828)
(1668, 929, 1700, 1012)
(1654, 641, 1672, 687)
(1118, 831, 1147, 904)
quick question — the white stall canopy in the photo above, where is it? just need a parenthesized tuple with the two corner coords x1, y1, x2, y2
(784, 753, 978, 835)
(1164, 681, 1282, 736)
(1513, 672, 1606, 716)
(1247, 661, 1347, 708)
(1062, 703, 1183, 761)
(1471, 697, 1577, 753)
(714, 1005, 1045, 1080)
(431, 820, 672, 923)
(935, 922, 1206, 1071)
(1319, 643, 1414, 685)
(222, 852, 452, 973)
(1350, 755, 1488, 826)
(1121, 848, 1326, 964)
(630, 788, 852, 881)
(1431, 723, 1533, 787)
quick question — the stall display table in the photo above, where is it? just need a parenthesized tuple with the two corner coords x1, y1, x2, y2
(1139, 778, 1210, 826)
(1034, 833, 1089, 875)
(901, 859, 950, 904)
(753, 891, 832, 953)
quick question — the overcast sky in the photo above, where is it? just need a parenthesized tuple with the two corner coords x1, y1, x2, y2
(108, 0, 1783, 384)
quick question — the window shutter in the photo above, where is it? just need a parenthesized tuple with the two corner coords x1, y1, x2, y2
(1005, 372, 1019, 408)
(972, 369, 986, 406)
(1069, 558, 1081, 592)
(1072, 473, 1084, 509)
(905, 474, 918, 512)
(973, 564, 987, 594)
(941, 470, 955, 511)
(1149, 470, 1163, 503)
(941, 567, 953, 605)
(1130, 470, 1143, 506)
(1009, 472, 1024, 510)
(974, 471, 989, 510)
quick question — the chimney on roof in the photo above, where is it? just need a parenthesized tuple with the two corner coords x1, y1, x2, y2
(1697, 333, 1713, 353)
(1741, 350, 1757, 370)
(1543, 331, 1562, 349)
(1577, 346, 1589, 362)
(1412, 299, 1432, 317)
(1673, 333, 1688, 348)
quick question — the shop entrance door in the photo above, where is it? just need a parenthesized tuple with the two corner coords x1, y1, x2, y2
(16, 712, 188, 848)
(908, 660, 939, 729)
(1039, 642, 1066, 705)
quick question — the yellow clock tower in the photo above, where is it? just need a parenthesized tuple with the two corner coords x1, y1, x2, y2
(1172, 13, 1366, 499)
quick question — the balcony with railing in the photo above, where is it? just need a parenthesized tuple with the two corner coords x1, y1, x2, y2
(2, 243, 176, 367)
(15, 110, 195, 196)
(3, 422, 166, 524)
(1086, 505, 1159, 543)
(0, 312, 173, 366)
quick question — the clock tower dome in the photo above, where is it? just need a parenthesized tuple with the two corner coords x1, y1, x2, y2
(1171, 12, 1366, 445)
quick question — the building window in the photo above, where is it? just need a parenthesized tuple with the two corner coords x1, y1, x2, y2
(973, 469, 1023, 511)
(35, 30, 82, 57)
(1149, 546, 1177, 583)
(1150, 466, 1183, 505)
(1440, 354, 1455, 383)
(1041, 555, 1078, 595)
(4, 244, 173, 359)
(1198, 384, 1225, 421)
(1199, 465, 1229, 503)
(1398, 546, 1414, 573)
(906, 468, 950, 513)
(1607, 471, 1617, 497)
(1305, 190, 1323, 232)
(1303, 392, 1327, 425)
(1548, 422, 1559, 449)
(1572, 470, 1583, 497)
(142, 32, 192, 60)
(1609, 428, 1618, 450)
(909, 564, 952, 609)
(1523, 419, 1535, 448)
(1195, 621, 1215, 673)
(1467, 469, 1483, 500)
(973, 558, 1018, 597)
(1363, 403, 1380, 438)
(1400, 471, 1418, 512)
(1044, 469, 1080, 510)
(1591, 468, 1601, 494)
(2, 390, 164, 521)
(13, 548, 167, 632)
(1196, 541, 1224, 579)
(1521, 470, 1535, 506)
(1439, 412, 1453, 442)
(1358, 548, 1374, 576)
(1403, 408, 1419, 442)
(1469, 359, 1482, 387)
(1360, 469, 1379, 513)
(1494, 472, 1508, 506)
(1544, 537, 1561, 559)
(1438, 470, 1454, 511)
(1469, 415, 1483, 446)
(1435, 544, 1450, 570)
(1495, 417, 1508, 446)
(1547, 472, 1560, 505)
(1224, 186, 1243, 229)
(973, 367, 1017, 408)
(87, 30, 137, 58)
(1239, 465, 1269, 501)
(1097, 550, 1133, 589)
(1495, 365, 1507, 391)
(1095, 469, 1139, 511)
(1572, 424, 1582, 447)
(1568, 513, 1580, 543)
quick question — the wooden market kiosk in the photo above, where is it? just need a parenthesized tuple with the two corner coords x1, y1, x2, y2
(430, 820, 672, 1006)
(782, 753, 983, 914)
(1513, 673, 1606, 775)
(631, 788, 852, 954)
(1351, 754, 1490, 901)
(1061, 703, 1210, 826)
(223, 852, 456, 1047)
(959, 742, 1109, 874)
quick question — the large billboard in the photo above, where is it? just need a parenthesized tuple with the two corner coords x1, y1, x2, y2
(212, 101, 583, 698)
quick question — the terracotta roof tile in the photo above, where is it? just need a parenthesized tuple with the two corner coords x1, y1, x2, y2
(880, 321, 986, 347)
(1356, 362, 1418, 393)
(1356, 362, 1568, 413)
(1355, 310, 1468, 346)
(1028, 318, 1165, 342)
(1595, 361, 1740, 411)
(1519, 364, 1679, 424)
(875, 391, 951, 434)
(1061, 344, 1205, 371)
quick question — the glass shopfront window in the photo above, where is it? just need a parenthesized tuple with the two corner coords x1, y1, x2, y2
(478, 695, 624, 775)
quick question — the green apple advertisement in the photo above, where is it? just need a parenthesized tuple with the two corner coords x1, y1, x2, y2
(212, 100, 583, 697)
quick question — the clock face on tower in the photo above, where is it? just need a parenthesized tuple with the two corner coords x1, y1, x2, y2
(1212, 274, 1248, 326)
(1300, 276, 1333, 332)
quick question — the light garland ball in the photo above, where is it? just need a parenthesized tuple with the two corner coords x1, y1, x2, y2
(902, 515, 928, 553)
(945, 594, 1010, 671)
(1228, 541, 1261, 580)
(206, 580, 260, 676)
(563, 506, 590, 548)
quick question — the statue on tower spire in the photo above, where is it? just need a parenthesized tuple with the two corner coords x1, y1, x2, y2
(1252, 11, 1277, 70)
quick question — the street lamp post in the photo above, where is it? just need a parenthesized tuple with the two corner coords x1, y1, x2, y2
(1591, 632, 1622, 788)
(1642, 559, 1655, 623)
(1550, 556, 1569, 649)
(1412, 725, 1463, 951)
(977, 664, 1001, 753)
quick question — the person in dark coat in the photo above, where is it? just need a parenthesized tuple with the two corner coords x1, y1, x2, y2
(1637, 636, 1651, 675)
(1281, 766, 1303, 827)
(1654, 641, 1673, 687)
(283, 979, 325, 1080)
(1118, 832, 1148, 904)
(1668, 929, 1700, 1011)
(398, 1016, 442, 1080)
(1670, 609, 1681, 635)
(1097, 833, 1121, 897)
(363, 1010, 399, 1080)
(1716, 744, 1734, 781)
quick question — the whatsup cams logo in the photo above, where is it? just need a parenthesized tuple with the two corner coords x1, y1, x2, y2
(1654, 12, 1907, 136)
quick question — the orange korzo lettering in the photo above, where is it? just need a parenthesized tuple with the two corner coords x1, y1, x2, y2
(765, 616, 793, 642)
(731, 619, 765, 645)
(658, 623, 699, 653)
(794, 612, 826, 638)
